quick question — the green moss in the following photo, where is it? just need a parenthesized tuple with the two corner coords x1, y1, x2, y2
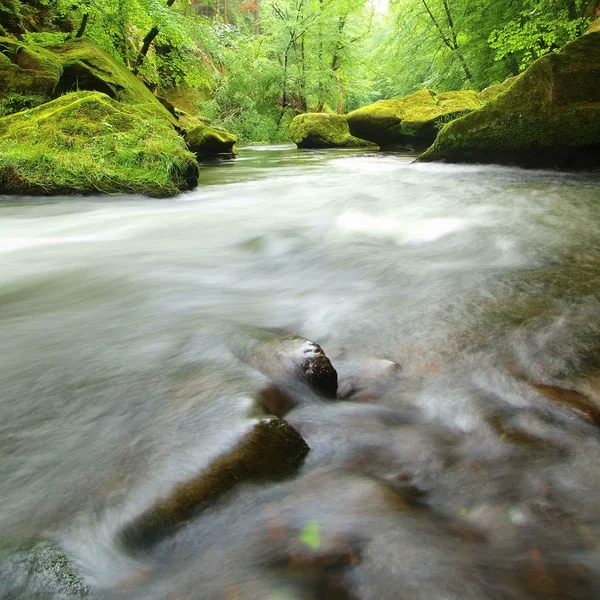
(178, 112, 212, 132)
(0, 92, 47, 117)
(289, 112, 375, 149)
(50, 39, 178, 127)
(479, 76, 517, 102)
(420, 33, 600, 169)
(0, 37, 63, 104)
(159, 85, 210, 115)
(184, 121, 238, 156)
(347, 89, 482, 149)
(0, 91, 199, 196)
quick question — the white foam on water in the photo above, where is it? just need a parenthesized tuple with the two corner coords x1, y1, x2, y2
(335, 211, 466, 245)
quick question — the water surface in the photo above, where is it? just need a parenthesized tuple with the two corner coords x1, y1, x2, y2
(2, 145, 600, 598)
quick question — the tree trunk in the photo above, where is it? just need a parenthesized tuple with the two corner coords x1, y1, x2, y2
(224, 0, 227, 22)
(279, 46, 290, 125)
(420, 0, 472, 83)
(440, 0, 473, 82)
(133, 0, 177, 74)
(75, 13, 89, 38)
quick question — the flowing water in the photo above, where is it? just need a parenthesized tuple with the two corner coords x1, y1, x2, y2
(2, 145, 600, 599)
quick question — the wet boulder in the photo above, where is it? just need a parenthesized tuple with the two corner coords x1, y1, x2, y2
(0, 539, 89, 598)
(0, 91, 198, 196)
(347, 89, 481, 149)
(289, 113, 375, 149)
(420, 33, 600, 170)
(241, 334, 338, 402)
(184, 121, 238, 157)
(120, 417, 309, 548)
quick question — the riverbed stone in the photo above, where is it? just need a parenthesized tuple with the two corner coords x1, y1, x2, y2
(347, 89, 481, 149)
(0, 539, 89, 598)
(419, 33, 600, 169)
(120, 417, 309, 548)
(243, 334, 339, 401)
(0, 91, 198, 196)
(289, 112, 374, 148)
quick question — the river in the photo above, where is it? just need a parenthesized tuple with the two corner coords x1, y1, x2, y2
(1, 145, 600, 599)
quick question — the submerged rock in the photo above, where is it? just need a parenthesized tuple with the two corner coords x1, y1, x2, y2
(184, 121, 238, 157)
(0, 91, 198, 196)
(289, 113, 374, 149)
(420, 33, 600, 169)
(0, 539, 89, 598)
(347, 89, 481, 149)
(120, 418, 309, 548)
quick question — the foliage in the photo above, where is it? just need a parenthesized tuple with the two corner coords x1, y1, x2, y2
(0, 0, 594, 144)
(489, 1, 589, 70)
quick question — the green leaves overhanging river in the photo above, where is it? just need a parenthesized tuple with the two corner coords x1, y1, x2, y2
(1, 146, 600, 598)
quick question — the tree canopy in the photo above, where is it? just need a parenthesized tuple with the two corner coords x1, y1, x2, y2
(2, 0, 598, 142)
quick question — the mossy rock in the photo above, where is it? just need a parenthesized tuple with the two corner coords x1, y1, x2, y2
(0, 91, 199, 196)
(420, 33, 600, 170)
(158, 85, 210, 115)
(177, 111, 212, 132)
(120, 417, 309, 548)
(289, 113, 375, 149)
(184, 121, 238, 157)
(347, 89, 482, 149)
(0, 539, 89, 598)
(0, 36, 63, 106)
(479, 76, 517, 102)
(50, 39, 178, 127)
(0, 0, 25, 35)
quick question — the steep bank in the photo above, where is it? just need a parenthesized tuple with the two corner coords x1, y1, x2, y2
(420, 33, 600, 170)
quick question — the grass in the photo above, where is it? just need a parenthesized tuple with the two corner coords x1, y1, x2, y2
(0, 91, 198, 196)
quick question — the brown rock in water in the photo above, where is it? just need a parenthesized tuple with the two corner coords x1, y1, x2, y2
(244, 335, 338, 401)
(530, 383, 600, 425)
(121, 418, 309, 549)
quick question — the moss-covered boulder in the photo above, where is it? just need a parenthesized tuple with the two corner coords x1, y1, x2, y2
(420, 33, 600, 170)
(120, 417, 309, 548)
(0, 91, 199, 196)
(49, 39, 178, 126)
(184, 121, 238, 157)
(0, 37, 63, 114)
(479, 76, 517, 102)
(289, 113, 374, 149)
(347, 89, 481, 149)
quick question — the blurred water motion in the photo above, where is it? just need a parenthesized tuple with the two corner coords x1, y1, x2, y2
(1, 145, 600, 598)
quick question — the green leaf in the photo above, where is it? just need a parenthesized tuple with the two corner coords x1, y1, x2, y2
(299, 520, 321, 551)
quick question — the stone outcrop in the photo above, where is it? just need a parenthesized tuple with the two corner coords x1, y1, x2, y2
(420, 33, 600, 170)
(347, 89, 481, 149)
(289, 113, 374, 149)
